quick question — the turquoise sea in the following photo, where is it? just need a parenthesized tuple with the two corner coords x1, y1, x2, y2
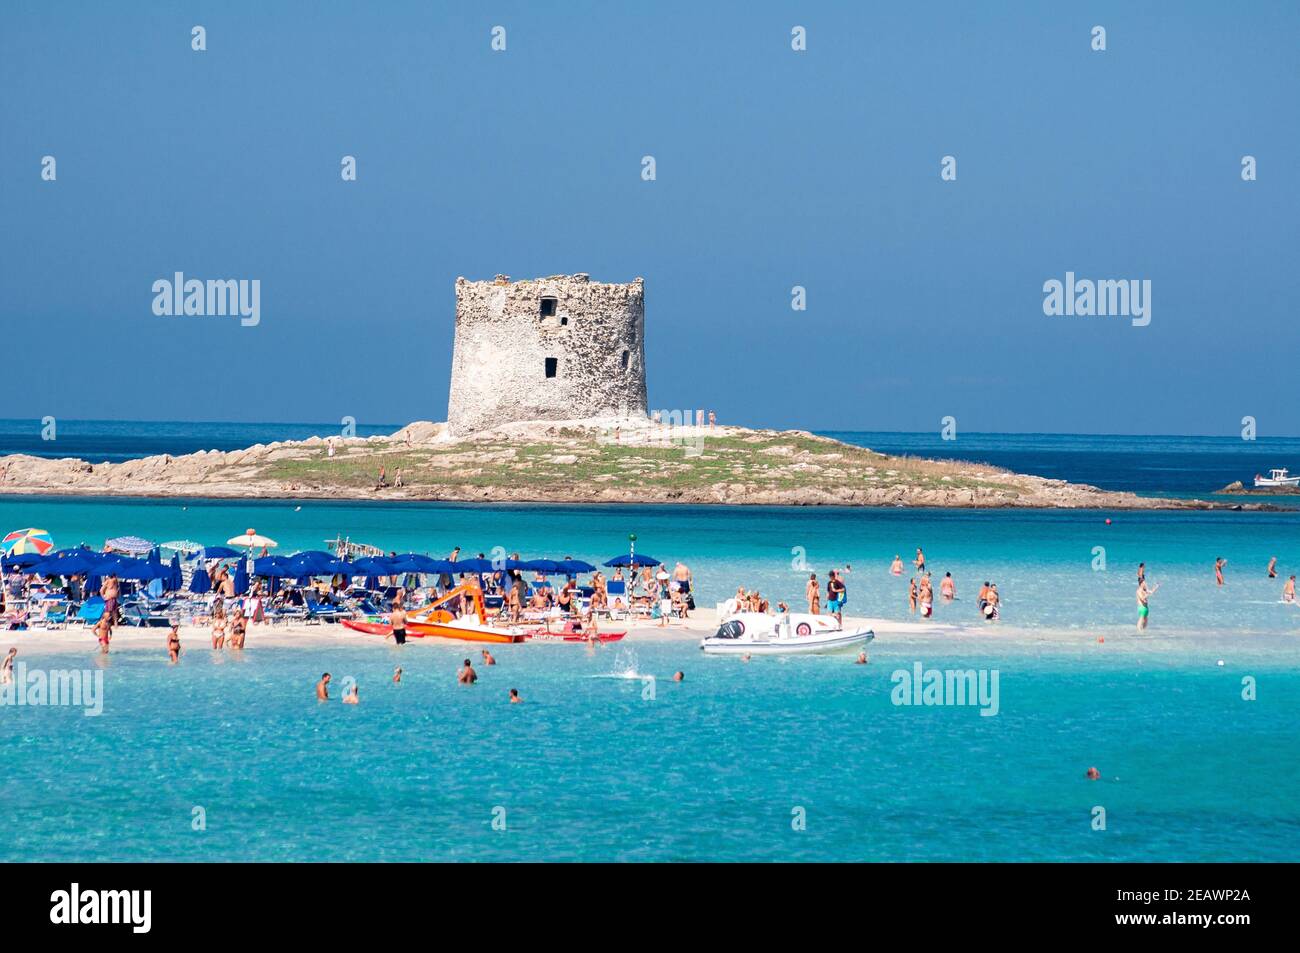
(2, 424, 1299, 861)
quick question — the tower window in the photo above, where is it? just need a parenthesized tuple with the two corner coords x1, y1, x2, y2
(540, 297, 557, 317)
(545, 357, 558, 378)
(621, 350, 630, 371)
(560, 316, 568, 326)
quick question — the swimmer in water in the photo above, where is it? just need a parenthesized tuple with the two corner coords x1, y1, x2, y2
(458, 659, 477, 685)
(1086, 767, 1101, 780)
(167, 625, 181, 664)
(393, 666, 403, 683)
(673, 671, 684, 682)
(481, 649, 496, 666)
(509, 688, 521, 704)
(1215, 557, 1227, 586)
(890, 555, 903, 576)
(741, 654, 751, 663)
(855, 650, 869, 665)
(343, 683, 359, 705)
(940, 571, 955, 602)
(1284, 575, 1297, 604)
(316, 672, 331, 700)
(1267, 556, 1278, 579)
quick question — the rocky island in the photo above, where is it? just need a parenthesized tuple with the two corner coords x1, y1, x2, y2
(0, 417, 1253, 509)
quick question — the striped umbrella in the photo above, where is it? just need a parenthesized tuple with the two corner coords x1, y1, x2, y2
(1, 528, 54, 556)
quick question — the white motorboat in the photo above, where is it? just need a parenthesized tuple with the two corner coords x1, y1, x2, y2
(700, 612, 874, 656)
(1254, 468, 1300, 488)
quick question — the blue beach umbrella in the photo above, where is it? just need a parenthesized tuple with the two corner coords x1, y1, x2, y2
(254, 555, 300, 577)
(350, 557, 396, 576)
(199, 546, 242, 559)
(454, 558, 498, 574)
(389, 553, 441, 574)
(29, 551, 102, 576)
(168, 554, 183, 592)
(233, 560, 249, 595)
(189, 564, 211, 594)
(2, 551, 47, 571)
(556, 559, 596, 573)
(603, 553, 660, 568)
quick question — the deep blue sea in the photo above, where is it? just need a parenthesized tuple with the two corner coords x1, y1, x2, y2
(2, 420, 1298, 861)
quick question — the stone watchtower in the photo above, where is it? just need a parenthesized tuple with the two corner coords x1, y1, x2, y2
(446, 274, 648, 436)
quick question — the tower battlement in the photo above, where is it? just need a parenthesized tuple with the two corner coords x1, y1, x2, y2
(446, 274, 648, 436)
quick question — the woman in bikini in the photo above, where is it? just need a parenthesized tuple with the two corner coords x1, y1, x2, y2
(167, 625, 181, 663)
(211, 607, 226, 650)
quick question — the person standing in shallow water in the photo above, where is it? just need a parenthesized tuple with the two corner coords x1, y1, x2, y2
(1284, 575, 1297, 604)
(457, 658, 477, 685)
(1, 647, 16, 684)
(1136, 579, 1159, 631)
(1215, 557, 1228, 587)
(167, 625, 181, 663)
(1267, 556, 1277, 579)
(316, 673, 331, 700)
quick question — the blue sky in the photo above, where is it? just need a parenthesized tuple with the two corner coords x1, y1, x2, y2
(1, 1, 1297, 435)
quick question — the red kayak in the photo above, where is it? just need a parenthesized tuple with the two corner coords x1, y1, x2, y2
(342, 618, 398, 637)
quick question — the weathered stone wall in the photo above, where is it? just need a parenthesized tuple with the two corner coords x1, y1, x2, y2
(446, 274, 648, 435)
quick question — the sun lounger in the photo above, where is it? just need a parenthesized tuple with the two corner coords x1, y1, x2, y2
(303, 597, 349, 624)
(76, 596, 106, 626)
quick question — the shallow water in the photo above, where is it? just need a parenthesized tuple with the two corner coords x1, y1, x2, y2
(2, 634, 1296, 862)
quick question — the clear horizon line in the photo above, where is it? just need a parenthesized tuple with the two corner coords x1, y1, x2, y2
(0, 417, 1291, 441)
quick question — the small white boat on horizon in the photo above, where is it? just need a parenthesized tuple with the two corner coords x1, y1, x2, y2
(701, 612, 874, 656)
(1254, 468, 1300, 488)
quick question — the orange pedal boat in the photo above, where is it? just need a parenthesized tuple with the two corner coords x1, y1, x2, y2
(405, 584, 527, 644)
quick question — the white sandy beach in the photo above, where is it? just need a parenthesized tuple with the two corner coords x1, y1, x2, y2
(0, 608, 984, 657)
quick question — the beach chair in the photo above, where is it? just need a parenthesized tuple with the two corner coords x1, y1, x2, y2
(33, 596, 69, 629)
(76, 596, 106, 627)
(604, 581, 628, 620)
(303, 596, 349, 624)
